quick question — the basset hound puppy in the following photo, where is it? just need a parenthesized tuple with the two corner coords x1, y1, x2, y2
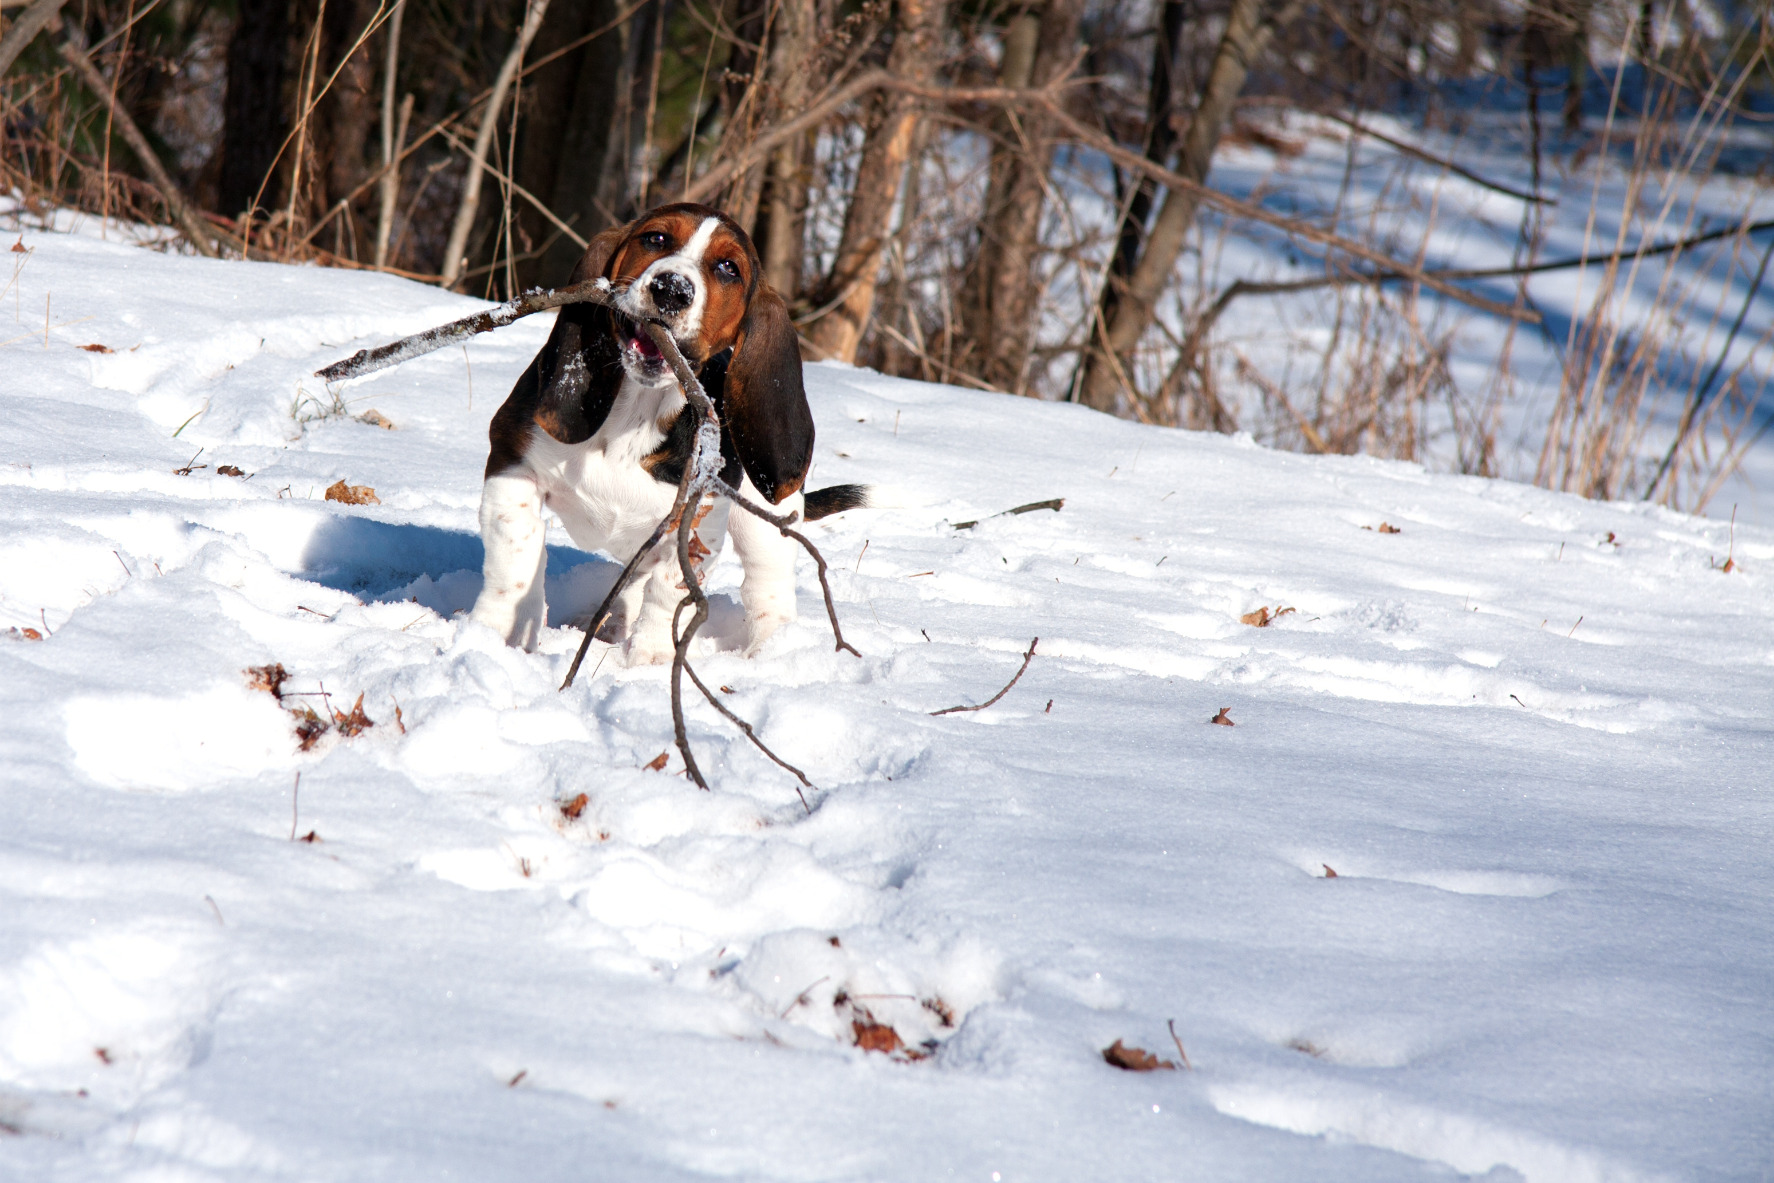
(469, 202, 867, 662)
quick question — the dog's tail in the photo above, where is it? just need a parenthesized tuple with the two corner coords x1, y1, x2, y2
(802, 483, 871, 521)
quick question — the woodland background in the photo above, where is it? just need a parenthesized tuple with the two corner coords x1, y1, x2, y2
(2, 0, 1771, 510)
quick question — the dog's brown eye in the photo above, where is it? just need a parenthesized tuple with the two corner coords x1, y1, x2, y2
(641, 231, 669, 250)
(713, 258, 740, 281)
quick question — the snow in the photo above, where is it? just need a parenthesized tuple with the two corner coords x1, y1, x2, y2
(2, 217, 1772, 1183)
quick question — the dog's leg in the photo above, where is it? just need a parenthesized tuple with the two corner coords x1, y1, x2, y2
(470, 470, 549, 650)
(623, 544, 683, 666)
(728, 477, 802, 655)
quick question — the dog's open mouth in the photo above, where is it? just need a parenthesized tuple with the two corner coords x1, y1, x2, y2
(615, 311, 666, 363)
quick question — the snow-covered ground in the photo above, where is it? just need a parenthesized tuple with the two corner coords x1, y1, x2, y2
(2, 220, 1771, 1182)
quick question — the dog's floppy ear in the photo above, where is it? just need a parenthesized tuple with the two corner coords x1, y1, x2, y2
(720, 285, 814, 504)
(568, 220, 634, 284)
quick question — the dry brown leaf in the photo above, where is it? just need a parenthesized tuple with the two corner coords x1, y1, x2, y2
(853, 1019, 903, 1054)
(245, 663, 289, 698)
(79, 343, 113, 353)
(922, 997, 956, 1028)
(357, 410, 395, 430)
(290, 705, 329, 751)
(298, 830, 320, 843)
(1240, 606, 1296, 627)
(560, 793, 589, 820)
(1377, 522, 1401, 534)
(325, 480, 380, 506)
(331, 693, 374, 738)
(16, 627, 44, 641)
(93, 1047, 112, 1064)
(643, 751, 669, 772)
(216, 465, 246, 477)
(1102, 1039, 1175, 1071)
(1210, 707, 1234, 727)
(1322, 864, 1338, 878)
(9, 237, 26, 253)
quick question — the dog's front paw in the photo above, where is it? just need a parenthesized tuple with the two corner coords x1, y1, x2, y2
(469, 601, 542, 652)
(740, 611, 792, 656)
(623, 627, 678, 667)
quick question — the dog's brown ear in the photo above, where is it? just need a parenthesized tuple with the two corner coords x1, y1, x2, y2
(568, 221, 634, 284)
(721, 285, 813, 504)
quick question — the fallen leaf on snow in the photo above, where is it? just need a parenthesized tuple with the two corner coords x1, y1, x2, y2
(10, 627, 44, 641)
(1102, 1039, 1175, 1071)
(325, 480, 380, 506)
(643, 751, 669, 772)
(245, 663, 289, 698)
(560, 793, 589, 820)
(357, 410, 395, 430)
(1361, 521, 1402, 534)
(1322, 864, 1338, 878)
(1210, 707, 1234, 726)
(290, 705, 329, 751)
(216, 465, 247, 477)
(331, 693, 374, 738)
(79, 343, 113, 353)
(1239, 606, 1296, 627)
(853, 1019, 903, 1054)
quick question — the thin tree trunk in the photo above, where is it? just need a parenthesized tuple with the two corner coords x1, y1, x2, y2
(755, 0, 817, 297)
(961, 0, 1081, 393)
(374, 0, 405, 268)
(58, 35, 219, 255)
(442, 0, 551, 287)
(806, 0, 942, 364)
(1103, 0, 1185, 324)
(1077, 0, 1297, 412)
(0, 0, 71, 77)
(219, 0, 291, 218)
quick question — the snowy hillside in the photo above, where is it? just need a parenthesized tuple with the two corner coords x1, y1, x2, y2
(1, 221, 1771, 1183)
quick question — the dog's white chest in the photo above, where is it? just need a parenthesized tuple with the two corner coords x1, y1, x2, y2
(522, 375, 684, 549)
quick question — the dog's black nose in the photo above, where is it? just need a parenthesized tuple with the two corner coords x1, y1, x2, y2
(648, 272, 694, 314)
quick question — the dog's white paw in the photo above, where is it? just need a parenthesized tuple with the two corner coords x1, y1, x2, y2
(740, 611, 792, 656)
(623, 628, 678, 667)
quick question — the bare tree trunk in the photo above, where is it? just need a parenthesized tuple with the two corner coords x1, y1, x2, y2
(219, 0, 291, 218)
(320, 0, 377, 249)
(806, 0, 942, 364)
(1103, 0, 1185, 327)
(1077, 0, 1297, 413)
(961, 0, 1081, 393)
(514, 0, 627, 287)
(754, 0, 818, 298)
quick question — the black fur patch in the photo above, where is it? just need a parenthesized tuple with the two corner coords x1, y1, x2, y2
(802, 484, 871, 521)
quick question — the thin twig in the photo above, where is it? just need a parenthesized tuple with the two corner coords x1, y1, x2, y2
(683, 660, 813, 813)
(1167, 1019, 1192, 1069)
(931, 638, 1038, 716)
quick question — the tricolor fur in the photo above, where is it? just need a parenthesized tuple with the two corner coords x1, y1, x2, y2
(470, 202, 867, 660)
